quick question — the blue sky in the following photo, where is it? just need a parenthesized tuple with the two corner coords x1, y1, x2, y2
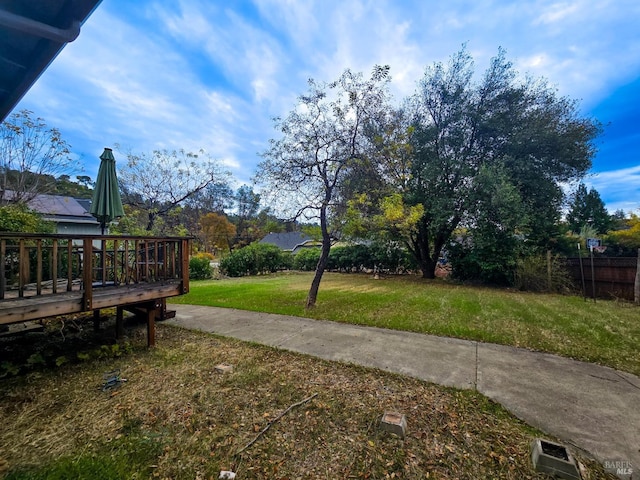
(14, 0, 640, 213)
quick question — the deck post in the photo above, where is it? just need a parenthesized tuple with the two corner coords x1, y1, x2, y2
(52, 240, 58, 294)
(36, 240, 42, 295)
(66, 241, 73, 292)
(93, 309, 101, 331)
(19, 239, 27, 297)
(116, 306, 124, 339)
(0, 240, 5, 299)
(82, 237, 93, 311)
(181, 239, 190, 294)
(147, 303, 156, 347)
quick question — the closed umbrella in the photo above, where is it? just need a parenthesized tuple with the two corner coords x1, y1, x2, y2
(90, 147, 124, 234)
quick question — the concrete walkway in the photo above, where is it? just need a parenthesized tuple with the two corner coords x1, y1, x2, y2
(167, 304, 639, 474)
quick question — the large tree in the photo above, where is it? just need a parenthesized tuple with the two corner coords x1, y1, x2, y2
(118, 148, 229, 232)
(566, 183, 611, 234)
(199, 212, 236, 254)
(232, 185, 262, 247)
(400, 48, 600, 278)
(0, 110, 74, 203)
(186, 180, 234, 215)
(256, 66, 390, 307)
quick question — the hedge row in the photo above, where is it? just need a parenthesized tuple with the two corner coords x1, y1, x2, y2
(217, 241, 416, 277)
(219, 242, 292, 277)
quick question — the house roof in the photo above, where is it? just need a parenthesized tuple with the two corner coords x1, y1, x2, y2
(29, 193, 97, 222)
(0, 0, 103, 122)
(259, 232, 317, 251)
(2, 190, 98, 224)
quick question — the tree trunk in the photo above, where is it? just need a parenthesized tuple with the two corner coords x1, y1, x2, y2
(421, 257, 437, 279)
(306, 241, 329, 308)
(306, 205, 331, 308)
(412, 222, 441, 279)
(146, 212, 155, 231)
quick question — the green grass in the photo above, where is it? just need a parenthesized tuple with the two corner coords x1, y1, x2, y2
(5, 436, 161, 480)
(171, 272, 640, 375)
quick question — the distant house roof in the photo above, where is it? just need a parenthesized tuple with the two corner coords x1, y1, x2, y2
(259, 232, 319, 252)
(2, 190, 99, 225)
(76, 198, 92, 213)
(30, 193, 98, 224)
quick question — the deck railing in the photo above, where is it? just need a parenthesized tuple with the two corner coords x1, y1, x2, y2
(0, 233, 190, 309)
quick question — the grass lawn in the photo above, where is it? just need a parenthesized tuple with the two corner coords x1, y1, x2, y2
(170, 272, 640, 376)
(0, 323, 617, 479)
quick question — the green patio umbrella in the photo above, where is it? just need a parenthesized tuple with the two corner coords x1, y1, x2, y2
(90, 147, 125, 234)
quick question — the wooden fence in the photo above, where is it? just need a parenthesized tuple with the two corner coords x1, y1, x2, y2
(565, 256, 638, 300)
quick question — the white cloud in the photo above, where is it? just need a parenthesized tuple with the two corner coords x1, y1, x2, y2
(535, 1, 581, 25)
(14, 0, 640, 208)
(586, 166, 640, 213)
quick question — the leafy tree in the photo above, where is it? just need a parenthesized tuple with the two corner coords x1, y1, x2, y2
(256, 66, 390, 307)
(0, 204, 54, 233)
(337, 107, 419, 245)
(610, 209, 627, 230)
(395, 48, 599, 278)
(566, 183, 612, 234)
(0, 110, 75, 203)
(109, 204, 185, 236)
(118, 148, 229, 231)
(448, 164, 528, 285)
(199, 212, 236, 254)
(605, 213, 640, 256)
(76, 175, 93, 188)
(185, 180, 234, 215)
(233, 185, 262, 247)
(53, 174, 93, 198)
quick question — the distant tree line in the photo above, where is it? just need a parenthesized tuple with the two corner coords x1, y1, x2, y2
(0, 111, 307, 246)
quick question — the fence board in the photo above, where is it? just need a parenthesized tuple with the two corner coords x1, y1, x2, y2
(566, 257, 637, 300)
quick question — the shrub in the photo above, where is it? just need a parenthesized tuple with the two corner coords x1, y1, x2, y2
(189, 256, 213, 280)
(448, 235, 522, 286)
(0, 204, 54, 233)
(293, 248, 321, 271)
(369, 241, 417, 273)
(219, 242, 292, 277)
(294, 243, 415, 274)
(514, 254, 574, 293)
(195, 251, 214, 261)
(328, 244, 373, 272)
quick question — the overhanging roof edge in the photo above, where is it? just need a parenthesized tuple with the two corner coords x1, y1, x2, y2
(0, 0, 104, 122)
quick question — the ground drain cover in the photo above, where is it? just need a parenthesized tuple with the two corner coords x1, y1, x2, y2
(531, 438, 580, 480)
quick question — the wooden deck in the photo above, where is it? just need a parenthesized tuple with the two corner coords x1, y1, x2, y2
(0, 233, 190, 345)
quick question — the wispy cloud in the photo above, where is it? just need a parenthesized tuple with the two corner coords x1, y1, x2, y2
(587, 166, 640, 213)
(14, 0, 640, 207)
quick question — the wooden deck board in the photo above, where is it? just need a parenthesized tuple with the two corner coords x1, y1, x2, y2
(0, 291, 84, 325)
(0, 281, 183, 325)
